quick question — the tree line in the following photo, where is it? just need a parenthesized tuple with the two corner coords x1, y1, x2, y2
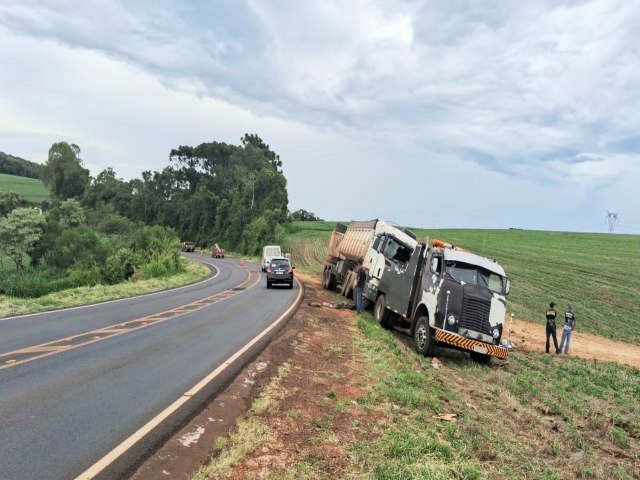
(0, 151, 41, 178)
(0, 134, 322, 297)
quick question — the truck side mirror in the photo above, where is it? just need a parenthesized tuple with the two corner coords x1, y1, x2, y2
(505, 279, 511, 296)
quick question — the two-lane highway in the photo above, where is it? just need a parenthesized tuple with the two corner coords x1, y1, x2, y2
(0, 255, 301, 479)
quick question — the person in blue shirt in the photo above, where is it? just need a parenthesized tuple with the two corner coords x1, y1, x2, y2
(558, 305, 576, 354)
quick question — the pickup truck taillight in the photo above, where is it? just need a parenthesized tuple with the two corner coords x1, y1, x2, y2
(288, 268, 293, 273)
(267, 267, 272, 273)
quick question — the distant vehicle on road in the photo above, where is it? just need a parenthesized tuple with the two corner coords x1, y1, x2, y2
(211, 243, 225, 258)
(181, 241, 195, 252)
(266, 257, 294, 289)
(262, 245, 282, 271)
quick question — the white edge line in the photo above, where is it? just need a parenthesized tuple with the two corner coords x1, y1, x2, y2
(0, 258, 222, 322)
(75, 278, 303, 480)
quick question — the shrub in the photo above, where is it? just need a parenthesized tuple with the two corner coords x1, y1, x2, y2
(101, 248, 135, 284)
(0, 268, 67, 298)
(45, 227, 112, 270)
(140, 259, 169, 279)
(67, 267, 102, 288)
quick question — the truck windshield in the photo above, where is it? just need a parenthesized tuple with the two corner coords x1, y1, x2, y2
(445, 261, 504, 294)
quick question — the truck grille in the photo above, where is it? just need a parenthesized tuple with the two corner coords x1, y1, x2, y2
(460, 297, 491, 334)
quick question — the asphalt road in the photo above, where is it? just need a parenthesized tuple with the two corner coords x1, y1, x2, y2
(0, 254, 300, 480)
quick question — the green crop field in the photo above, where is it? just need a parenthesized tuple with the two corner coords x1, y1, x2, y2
(0, 173, 50, 203)
(285, 222, 640, 346)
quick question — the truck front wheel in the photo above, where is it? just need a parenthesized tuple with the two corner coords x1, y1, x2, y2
(470, 352, 492, 365)
(414, 316, 434, 356)
(374, 295, 393, 329)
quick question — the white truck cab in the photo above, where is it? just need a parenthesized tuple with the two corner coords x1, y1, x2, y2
(262, 245, 282, 271)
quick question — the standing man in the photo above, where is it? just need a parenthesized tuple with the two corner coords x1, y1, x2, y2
(559, 305, 577, 354)
(355, 258, 366, 314)
(545, 302, 559, 354)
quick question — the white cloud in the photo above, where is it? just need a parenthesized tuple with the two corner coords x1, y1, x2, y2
(1, 0, 639, 232)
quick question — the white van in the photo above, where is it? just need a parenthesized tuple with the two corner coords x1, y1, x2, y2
(262, 245, 282, 271)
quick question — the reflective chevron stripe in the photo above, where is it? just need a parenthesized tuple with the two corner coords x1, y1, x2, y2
(434, 329, 508, 360)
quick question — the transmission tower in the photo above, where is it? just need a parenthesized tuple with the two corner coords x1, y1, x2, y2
(606, 211, 619, 233)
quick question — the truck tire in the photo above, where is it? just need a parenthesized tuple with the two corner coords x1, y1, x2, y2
(341, 272, 354, 299)
(321, 271, 328, 289)
(374, 295, 393, 329)
(414, 316, 434, 356)
(470, 352, 492, 365)
(327, 274, 336, 291)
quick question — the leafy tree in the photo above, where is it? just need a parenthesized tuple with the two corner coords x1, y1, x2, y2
(56, 199, 86, 228)
(0, 208, 45, 269)
(290, 209, 322, 221)
(0, 191, 23, 217)
(44, 227, 111, 270)
(83, 167, 132, 217)
(40, 142, 90, 200)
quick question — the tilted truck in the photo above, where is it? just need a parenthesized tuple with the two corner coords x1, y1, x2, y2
(322, 220, 419, 304)
(373, 238, 511, 362)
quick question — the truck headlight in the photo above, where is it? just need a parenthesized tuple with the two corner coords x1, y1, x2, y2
(447, 315, 456, 326)
(492, 328, 500, 339)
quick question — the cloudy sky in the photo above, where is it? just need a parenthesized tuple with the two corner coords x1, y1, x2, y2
(1, 0, 639, 233)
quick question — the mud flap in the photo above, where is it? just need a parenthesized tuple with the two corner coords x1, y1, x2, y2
(434, 329, 508, 360)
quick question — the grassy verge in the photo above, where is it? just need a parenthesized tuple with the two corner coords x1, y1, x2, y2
(189, 363, 292, 480)
(0, 258, 210, 318)
(195, 306, 639, 479)
(352, 317, 639, 479)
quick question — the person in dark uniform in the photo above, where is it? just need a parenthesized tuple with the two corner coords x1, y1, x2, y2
(545, 302, 559, 354)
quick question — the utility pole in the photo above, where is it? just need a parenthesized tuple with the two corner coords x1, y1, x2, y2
(606, 211, 619, 233)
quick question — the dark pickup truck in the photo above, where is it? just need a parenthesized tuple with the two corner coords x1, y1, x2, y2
(181, 242, 195, 252)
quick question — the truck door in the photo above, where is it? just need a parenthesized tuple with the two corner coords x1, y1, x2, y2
(421, 252, 448, 328)
(368, 234, 387, 281)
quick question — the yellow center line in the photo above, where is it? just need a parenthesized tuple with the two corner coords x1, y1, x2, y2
(0, 268, 261, 371)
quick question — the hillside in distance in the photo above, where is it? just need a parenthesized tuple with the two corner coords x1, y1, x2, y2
(0, 173, 50, 203)
(0, 151, 40, 179)
(285, 221, 640, 346)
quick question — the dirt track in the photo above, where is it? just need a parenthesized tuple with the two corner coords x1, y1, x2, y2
(508, 317, 640, 370)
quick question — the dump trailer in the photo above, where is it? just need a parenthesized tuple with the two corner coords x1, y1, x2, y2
(322, 220, 419, 305)
(373, 239, 511, 362)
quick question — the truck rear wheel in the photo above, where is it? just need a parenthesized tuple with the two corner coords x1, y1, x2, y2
(341, 272, 354, 299)
(414, 316, 434, 356)
(374, 295, 393, 329)
(327, 274, 336, 291)
(322, 271, 329, 289)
